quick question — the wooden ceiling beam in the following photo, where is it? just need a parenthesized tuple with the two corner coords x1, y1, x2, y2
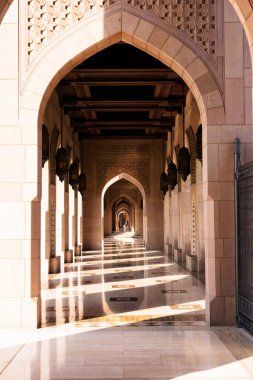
(62, 97, 185, 105)
(74, 121, 172, 128)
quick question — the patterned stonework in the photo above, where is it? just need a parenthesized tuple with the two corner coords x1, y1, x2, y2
(98, 144, 149, 154)
(97, 159, 150, 193)
(27, 0, 216, 63)
(191, 193, 197, 256)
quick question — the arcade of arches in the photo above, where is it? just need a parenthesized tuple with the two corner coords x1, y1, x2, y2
(0, 0, 253, 333)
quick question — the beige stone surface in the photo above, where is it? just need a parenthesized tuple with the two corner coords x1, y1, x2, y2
(221, 257, 235, 296)
(222, 182, 234, 201)
(0, 24, 18, 78)
(146, 28, 170, 58)
(133, 19, 155, 50)
(225, 22, 243, 78)
(0, 0, 251, 329)
(0, 259, 24, 297)
(218, 144, 234, 182)
(223, 238, 235, 258)
(0, 202, 25, 239)
(225, 78, 245, 124)
(206, 238, 224, 258)
(0, 239, 21, 259)
(0, 80, 18, 125)
(219, 201, 235, 239)
(0, 298, 21, 328)
(232, 0, 253, 20)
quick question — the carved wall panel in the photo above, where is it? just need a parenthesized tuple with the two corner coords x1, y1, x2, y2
(191, 193, 197, 256)
(98, 144, 149, 154)
(96, 158, 150, 194)
(27, 0, 218, 65)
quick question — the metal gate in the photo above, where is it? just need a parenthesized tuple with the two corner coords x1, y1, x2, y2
(235, 138, 253, 333)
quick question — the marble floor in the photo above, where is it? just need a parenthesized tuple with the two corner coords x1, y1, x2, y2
(0, 236, 253, 379)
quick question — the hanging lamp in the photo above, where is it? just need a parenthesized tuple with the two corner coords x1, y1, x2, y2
(196, 124, 202, 162)
(160, 138, 168, 196)
(69, 129, 79, 191)
(42, 123, 49, 167)
(78, 172, 86, 196)
(55, 98, 68, 182)
(178, 102, 191, 182)
(167, 125, 177, 190)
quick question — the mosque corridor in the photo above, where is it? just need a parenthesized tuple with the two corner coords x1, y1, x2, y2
(41, 236, 205, 326)
(0, 238, 253, 379)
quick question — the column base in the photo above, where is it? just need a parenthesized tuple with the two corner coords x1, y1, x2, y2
(74, 244, 82, 256)
(173, 248, 182, 262)
(64, 249, 73, 263)
(49, 256, 61, 274)
(186, 253, 197, 272)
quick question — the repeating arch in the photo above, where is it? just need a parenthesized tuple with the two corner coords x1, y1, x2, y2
(102, 173, 146, 203)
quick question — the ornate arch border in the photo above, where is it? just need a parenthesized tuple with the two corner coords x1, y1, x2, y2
(14, 5, 249, 327)
(20, 8, 225, 133)
(102, 173, 146, 207)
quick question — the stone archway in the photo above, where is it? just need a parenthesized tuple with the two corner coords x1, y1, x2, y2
(104, 183, 143, 236)
(102, 172, 147, 243)
(0, 1, 252, 327)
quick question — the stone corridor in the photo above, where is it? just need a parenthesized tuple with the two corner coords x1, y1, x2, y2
(41, 236, 205, 326)
(1, 237, 253, 379)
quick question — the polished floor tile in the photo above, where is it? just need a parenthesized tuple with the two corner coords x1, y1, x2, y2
(1, 236, 253, 379)
(41, 237, 205, 325)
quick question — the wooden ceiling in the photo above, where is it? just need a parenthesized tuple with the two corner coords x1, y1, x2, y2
(57, 42, 187, 140)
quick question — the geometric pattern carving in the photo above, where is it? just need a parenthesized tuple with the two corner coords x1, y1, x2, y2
(97, 158, 150, 194)
(27, 0, 216, 63)
(49, 127, 59, 257)
(191, 193, 197, 256)
(50, 198, 56, 257)
(98, 144, 149, 154)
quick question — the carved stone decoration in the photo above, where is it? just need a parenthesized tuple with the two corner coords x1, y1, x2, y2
(98, 144, 149, 154)
(97, 159, 150, 194)
(27, 0, 217, 64)
(50, 197, 56, 257)
(191, 193, 197, 256)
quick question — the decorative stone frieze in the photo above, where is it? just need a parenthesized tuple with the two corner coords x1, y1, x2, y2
(27, 0, 217, 64)
(98, 144, 149, 154)
(97, 158, 150, 194)
(191, 193, 197, 256)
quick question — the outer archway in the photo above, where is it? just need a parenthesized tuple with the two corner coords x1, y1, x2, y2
(0, 1, 252, 328)
(11, 7, 232, 328)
